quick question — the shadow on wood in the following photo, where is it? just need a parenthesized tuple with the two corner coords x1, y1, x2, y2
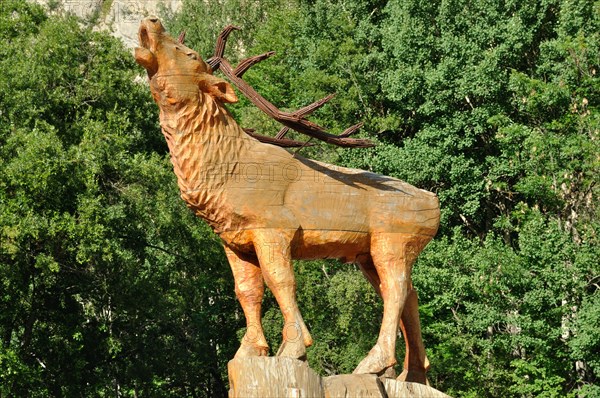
(228, 357, 451, 398)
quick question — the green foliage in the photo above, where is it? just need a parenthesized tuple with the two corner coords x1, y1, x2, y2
(0, 0, 46, 40)
(164, 0, 285, 62)
(570, 292, 600, 374)
(413, 216, 598, 397)
(296, 261, 381, 375)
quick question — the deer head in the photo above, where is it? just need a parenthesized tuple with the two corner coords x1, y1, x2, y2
(134, 17, 238, 110)
(135, 18, 373, 148)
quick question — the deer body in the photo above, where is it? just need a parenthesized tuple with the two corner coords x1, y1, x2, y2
(162, 107, 437, 242)
(136, 18, 439, 382)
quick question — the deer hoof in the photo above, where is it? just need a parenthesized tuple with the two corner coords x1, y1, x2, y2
(353, 344, 396, 375)
(276, 339, 307, 360)
(234, 341, 268, 358)
(397, 368, 429, 385)
(382, 366, 397, 378)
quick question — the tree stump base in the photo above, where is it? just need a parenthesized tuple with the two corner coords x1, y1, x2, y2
(228, 357, 451, 398)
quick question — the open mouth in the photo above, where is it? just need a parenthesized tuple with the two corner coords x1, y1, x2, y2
(139, 26, 150, 49)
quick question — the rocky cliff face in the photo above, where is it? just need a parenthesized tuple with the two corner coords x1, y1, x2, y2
(33, 0, 182, 48)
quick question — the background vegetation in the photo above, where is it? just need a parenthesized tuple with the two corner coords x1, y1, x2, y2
(0, 0, 598, 396)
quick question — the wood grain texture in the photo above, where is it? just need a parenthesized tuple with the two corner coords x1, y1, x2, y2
(228, 357, 323, 398)
(228, 357, 452, 398)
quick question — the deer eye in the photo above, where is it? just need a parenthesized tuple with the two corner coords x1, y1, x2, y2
(186, 52, 198, 60)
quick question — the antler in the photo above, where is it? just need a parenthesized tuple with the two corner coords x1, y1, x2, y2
(206, 25, 374, 148)
(243, 129, 315, 148)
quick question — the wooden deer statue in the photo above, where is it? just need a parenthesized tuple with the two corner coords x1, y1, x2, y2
(134, 17, 440, 383)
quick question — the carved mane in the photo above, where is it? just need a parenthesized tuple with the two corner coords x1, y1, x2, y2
(159, 87, 257, 232)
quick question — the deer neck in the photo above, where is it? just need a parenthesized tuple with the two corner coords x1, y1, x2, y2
(158, 96, 250, 232)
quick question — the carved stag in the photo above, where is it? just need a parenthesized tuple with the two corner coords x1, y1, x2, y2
(134, 18, 440, 383)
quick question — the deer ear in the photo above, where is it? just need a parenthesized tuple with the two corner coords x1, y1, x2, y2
(201, 74, 238, 103)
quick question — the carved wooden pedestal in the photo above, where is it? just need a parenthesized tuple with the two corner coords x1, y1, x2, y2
(228, 357, 451, 398)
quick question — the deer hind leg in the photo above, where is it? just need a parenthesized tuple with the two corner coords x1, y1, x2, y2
(253, 231, 312, 360)
(353, 234, 420, 375)
(356, 254, 429, 383)
(397, 288, 430, 384)
(224, 246, 269, 358)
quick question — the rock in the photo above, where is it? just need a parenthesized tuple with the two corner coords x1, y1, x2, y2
(100, 0, 182, 49)
(31, 0, 182, 48)
(228, 357, 452, 398)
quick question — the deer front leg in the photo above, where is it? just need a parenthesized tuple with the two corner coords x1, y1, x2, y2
(253, 231, 312, 359)
(224, 246, 269, 357)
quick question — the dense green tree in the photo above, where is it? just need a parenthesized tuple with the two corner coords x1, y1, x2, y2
(414, 217, 598, 397)
(165, 0, 285, 63)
